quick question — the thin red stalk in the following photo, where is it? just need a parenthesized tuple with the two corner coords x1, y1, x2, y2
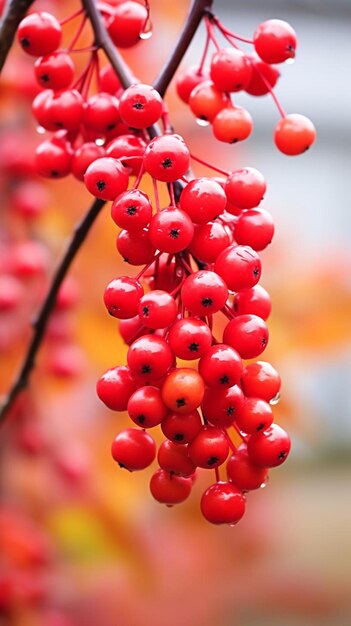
(133, 163, 145, 188)
(190, 153, 229, 176)
(253, 62, 287, 118)
(135, 252, 161, 280)
(214, 466, 220, 482)
(214, 19, 254, 45)
(169, 183, 176, 207)
(197, 27, 211, 74)
(60, 7, 84, 26)
(68, 15, 88, 51)
(152, 178, 161, 212)
(206, 17, 220, 51)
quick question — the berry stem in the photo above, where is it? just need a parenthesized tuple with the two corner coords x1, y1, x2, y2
(68, 15, 88, 51)
(190, 153, 229, 176)
(60, 7, 85, 26)
(252, 60, 287, 118)
(0, 198, 106, 425)
(214, 466, 220, 482)
(211, 16, 254, 45)
(0, 0, 35, 72)
(197, 28, 211, 75)
(135, 252, 161, 280)
(152, 178, 161, 213)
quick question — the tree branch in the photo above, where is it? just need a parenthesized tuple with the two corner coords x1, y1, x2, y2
(0, 198, 105, 424)
(153, 0, 214, 97)
(0, 0, 35, 72)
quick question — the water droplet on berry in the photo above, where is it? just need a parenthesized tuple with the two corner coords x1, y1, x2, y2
(285, 57, 295, 65)
(36, 125, 46, 135)
(270, 391, 281, 406)
(260, 482, 267, 489)
(140, 21, 153, 40)
(95, 138, 105, 146)
(196, 118, 210, 127)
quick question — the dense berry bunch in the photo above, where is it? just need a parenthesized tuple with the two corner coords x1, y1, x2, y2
(15, 2, 315, 524)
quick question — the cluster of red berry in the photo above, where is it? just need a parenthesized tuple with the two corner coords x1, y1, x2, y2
(16, 2, 314, 524)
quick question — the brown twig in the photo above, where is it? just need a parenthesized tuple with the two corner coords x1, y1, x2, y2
(0, 0, 35, 72)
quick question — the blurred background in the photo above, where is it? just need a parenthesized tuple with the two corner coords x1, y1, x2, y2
(0, 0, 350, 625)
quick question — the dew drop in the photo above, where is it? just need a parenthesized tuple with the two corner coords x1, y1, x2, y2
(95, 137, 105, 146)
(196, 118, 210, 127)
(260, 482, 267, 489)
(285, 57, 295, 65)
(140, 21, 153, 40)
(36, 125, 46, 135)
(270, 391, 281, 406)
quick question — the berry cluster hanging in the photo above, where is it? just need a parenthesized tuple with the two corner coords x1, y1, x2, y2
(16, 0, 315, 525)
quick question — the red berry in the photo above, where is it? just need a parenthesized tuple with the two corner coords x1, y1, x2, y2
(234, 285, 272, 320)
(119, 315, 146, 345)
(168, 318, 212, 360)
(84, 157, 129, 200)
(97, 365, 136, 411)
(176, 66, 210, 104)
(241, 361, 281, 402)
(103, 275, 143, 318)
(149, 207, 194, 253)
(212, 106, 253, 143)
(9, 240, 49, 278)
(227, 445, 268, 490)
(188, 426, 229, 469)
(150, 469, 192, 504)
(11, 180, 49, 220)
(179, 177, 227, 224)
(161, 410, 203, 444)
(106, 134, 146, 175)
(34, 52, 74, 90)
(234, 208, 274, 251)
(35, 136, 73, 179)
(161, 368, 205, 414)
(111, 189, 152, 231)
(111, 428, 156, 471)
(82, 92, 121, 134)
(235, 397, 273, 434)
(144, 134, 190, 182)
(99, 63, 122, 94)
(17, 12, 62, 57)
(201, 482, 245, 524)
(158, 440, 196, 476)
(71, 142, 106, 181)
(33, 89, 84, 131)
(188, 80, 229, 122)
(210, 48, 252, 92)
(0, 276, 24, 311)
(138, 290, 177, 329)
(215, 245, 261, 292)
(254, 19, 297, 64)
(189, 221, 231, 263)
(127, 335, 174, 382)
(117, 228, 156, 265)
(247, 424, 291, 467)
(119, 83, 163, 129)
(199, 344, 242, 388)
(225, 167, 266, 209)
(127, 385, 168, 428)
(274, 114, 316, 156)
(202, 384, 244, 428)
(107, 1, 148, 48)
(223, 314, 269, 359)
(246, 55, 280, 96)
(181, 270, 228, 316)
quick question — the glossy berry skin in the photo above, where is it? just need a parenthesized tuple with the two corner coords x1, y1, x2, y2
(158, 440, 196, 476)
(235, 397, 273, 434)
(188, 80, 230, 122)
(34, 52, 74, 90)
(119, 316, 146, 345)
(212, 106, 253, 143)
(35, 136, 72, 179)
(127, 386, 168, 428)
(150, 469, 192, 505)
(201, 482, 245, 525)
(103, 276, 143, 319)
(148, 207, 194, 254)
(17, 12, 62, 57)
(111, 189, 152, 231)
(106, 134, 146, 175)
(99, 63, 121, 94)
(234, 208, 275, 251)
(176, 66, 210, 103)
(241, 361, 281, 402)
(179, 177, 227, 224)
(119, 84, 163, 129)
(71, 143, 106, 181)
(111, 428, 156, 471)
(247, 424, 291, 467)
(254, 19, 297, 64)
(82, 92, 121, 134)
(96, 365, 136, 411)
(161, 410, 203, 444)
(168, 318, 212, 360)
(84, 157, 129, 201)
(202, 384, 244, 428)
(181, 271, 228, 316)
(127, 335, 174, 382)
(138, 290, 177, 329)
(161, 368, 205, 414)
(199, 344, 242, 388)
(33, 89, 83, 131)
(215, 245, 261, 292)
(246, 55, 280, 96)
(189, 221, 231, 263)
(144, 134, 190, 182)
(107, 1, 148, 48)
(274, 114, 316, 156)
(223, 314, 269, 360)
(117, 229, 156, 265)
(210, 48, 252, 92)
(225, 167, 266, 209)
(234, 285, 272, 321)
(188, 427, 229, 469)
(227, 445, 268, 491)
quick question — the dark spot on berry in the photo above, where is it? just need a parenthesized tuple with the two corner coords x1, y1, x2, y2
(207, 456, 219, 466)
(226, 406, 234, 416)
(170, 228, 180, 239)
(201, 297, 213, 308)
(233, 300, 238, 312)
(40, 73, 50, 83)
(261, 336, 267, 347)
(162, 157, 173, 169)
(51, 171, 59, 177)
(127, 205, 137, 216)
(133, 101, 144, 110)
(219, 375, 229, 385)
(107, 123, 116, 130)
(176, 398, 186, 408)
(253, 266, 260, 278)
(200, 115, 208, 121)
(188, 342, 199, 352)
(304, 145, 310, 152)
(55, 122, 64, 128)
(257, 423, 265, 431)
(235, 83, 243, 89)
(137, 414, 146, 424)
(20, 37, 30, 48)
(141, 364, 151, 374)
(96, 180, 106, 191)
(123, 257, 129, 263)
(174, 433, 184, 442)
(142, 306, 149, 317)
(278, 450, 287, 460)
